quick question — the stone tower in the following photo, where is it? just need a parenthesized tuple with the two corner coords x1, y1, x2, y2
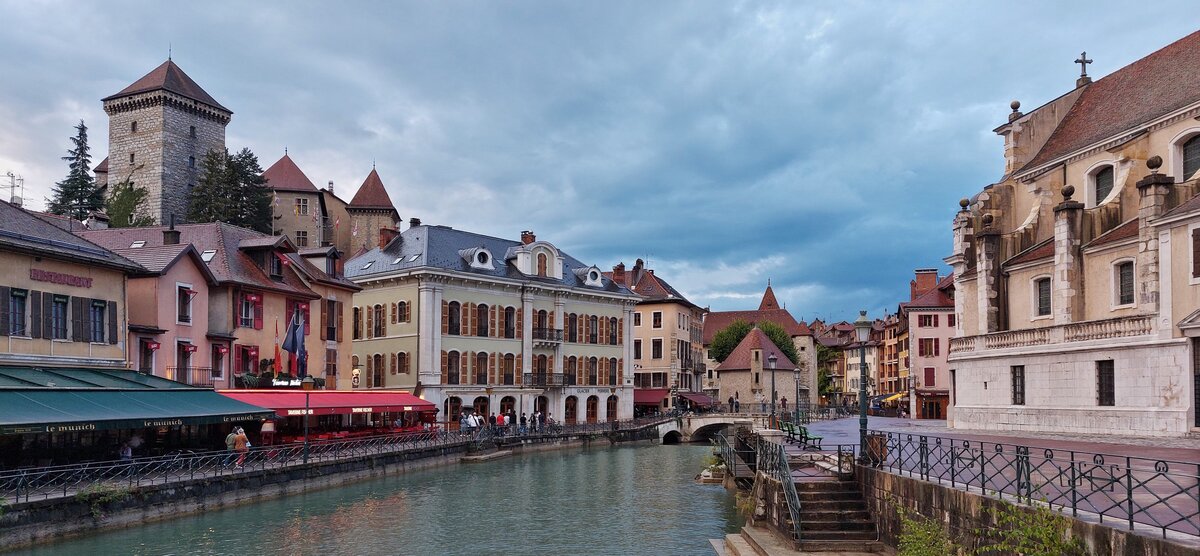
(347, 168, 401, 255)
(100, 60, 231, 224)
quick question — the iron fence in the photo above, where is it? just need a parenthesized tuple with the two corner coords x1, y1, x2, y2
(871, 430, 1200, 538)
(753, 435, 803, 542)
(0, 414, 681, 505)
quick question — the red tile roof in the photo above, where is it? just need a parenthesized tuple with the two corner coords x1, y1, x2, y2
(1086, 218, 1139, 248)
(1020, 30, 1200, 173)
(348, 169, 396, 210)
(603, 264, 697, 308)
(717, 328, 795, 372)
(702, 308, 811, 344)
(906, 286, 954, 310)
(103, 60, 230, 113)
(262, 154, 318, 193)
(93, 157, 109, 174)
(1003, 238, 1054, 268)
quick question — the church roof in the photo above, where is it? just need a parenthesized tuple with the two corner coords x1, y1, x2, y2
(348, 169, 397, 211)
(702, 285, 811, 343)
(716, 327, 795, 372)
(103, 60, 230, 113)
(1019, 30, 1200, 174)
(262, 154, 318, 193)
(759, 284, 780, 310)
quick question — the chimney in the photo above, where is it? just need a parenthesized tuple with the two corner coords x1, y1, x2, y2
(327, 180, 334, 194)
(163, 214, 181, 245)
(911, 268, 939, 300)
(611, 262, 626, 285)
(521, 230, 536, 245)
(409, 217, 422, 228)
(378, 228, 399, 249)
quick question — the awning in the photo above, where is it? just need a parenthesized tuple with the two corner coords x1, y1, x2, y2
(679, 392, 717, 406)
(884, 392, 905, 403)
(218, 390, 436, 417)
(633, 388, 669, 405)
(0, 389, 274, 435)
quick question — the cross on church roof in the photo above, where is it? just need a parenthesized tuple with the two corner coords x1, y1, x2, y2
(1075, 51, 1093, 77)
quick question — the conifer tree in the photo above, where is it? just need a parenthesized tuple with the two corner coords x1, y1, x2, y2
(47, 120, 103, 220)
(187, 147, 272, 233)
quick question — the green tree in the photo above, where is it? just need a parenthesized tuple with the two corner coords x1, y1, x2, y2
(188, 147, 272, 233)
(816, 343, 838, 398)
(104, 179, 155, 228)
(47, 120, 103, 220)
(709, 320, 799, 365)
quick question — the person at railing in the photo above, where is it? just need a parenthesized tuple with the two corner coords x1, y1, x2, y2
(222, 429, 239, 468)
(519, 412, 528, 435)
(233, 427, 250, 468)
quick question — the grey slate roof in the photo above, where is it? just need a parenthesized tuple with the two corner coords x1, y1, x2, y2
(346, 225, 635, 295)
(0, 201, 143, 272)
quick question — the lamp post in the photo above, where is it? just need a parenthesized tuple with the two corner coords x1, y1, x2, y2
(301, 375, 316, 464)
(792, 365, 801, 424)
(768, 352, 778, 428)
(854, 310, 871, 460)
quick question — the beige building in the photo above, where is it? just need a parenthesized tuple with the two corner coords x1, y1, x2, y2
(346, 227, 640, 425)
(0, 201, 141, 369)
(263, 153, 325, 249)
(947, 30, 1200, 436)
(605, 259, 706, 410)
(345, 169, 401, 256)
(715, 327, 805, 413)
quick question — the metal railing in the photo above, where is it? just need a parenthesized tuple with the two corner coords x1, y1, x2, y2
(531, 328, 563, 342)
(871, 430, 1200, 538)
(521, 372, 576, 387)
(0, 414, 681, 505)
(753, 435, 804, 542)
(166, 366, 215, 388)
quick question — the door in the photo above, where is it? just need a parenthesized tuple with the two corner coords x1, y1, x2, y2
(607, 395, 618, 421)
(564, 396, 578, 424)
(586, 396, 598, 424)
(445, 397, 462, 431)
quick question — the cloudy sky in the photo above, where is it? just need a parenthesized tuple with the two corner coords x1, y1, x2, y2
(1, 2, 1197, 321)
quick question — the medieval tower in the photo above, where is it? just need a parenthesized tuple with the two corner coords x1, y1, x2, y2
(97, 60, 230, 224)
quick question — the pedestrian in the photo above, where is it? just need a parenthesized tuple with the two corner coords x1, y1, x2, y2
(538, 411, 546, 432)
(222, 428, 238, 467)
(260, 418, 276, 446)
(781, 397, 788, 414)
(118, 442, 133, 462)
(519, 412, 528, 435)
(234, 427, 250, 468)
(727, 395, 734, 412)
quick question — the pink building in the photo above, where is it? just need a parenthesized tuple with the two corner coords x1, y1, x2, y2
(903, 269, 955, 419)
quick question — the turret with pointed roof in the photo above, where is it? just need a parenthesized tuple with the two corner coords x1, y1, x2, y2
(759, 282, 780, 310)
(100, 59, 229, 224)
(346, 168, 401, 254)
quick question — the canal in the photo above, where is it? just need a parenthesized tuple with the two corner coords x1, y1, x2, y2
(13, 443, 742, 556)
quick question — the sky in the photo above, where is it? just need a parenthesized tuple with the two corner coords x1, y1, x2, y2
(1, 2, 1198, 322)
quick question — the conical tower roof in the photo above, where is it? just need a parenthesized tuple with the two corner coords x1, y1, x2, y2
(103, 60, 230, 113)
(759, 283, 780, 311)
(262, 154, 317, 192)
(349, 169, 396, 210)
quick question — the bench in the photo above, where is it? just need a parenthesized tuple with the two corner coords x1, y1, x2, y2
(779, 421, 800, 443)
(798, 426, 823, 450)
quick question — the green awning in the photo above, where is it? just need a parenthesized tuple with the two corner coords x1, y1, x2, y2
(0, 389, 275, 435)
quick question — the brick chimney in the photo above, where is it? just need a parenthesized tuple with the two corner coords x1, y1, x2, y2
(521, 230, 536, 245)
(612, 262, 626, 285)
(378, 228, 399, 249)
(409, 217, 421, 228)
(163, 214, 180, 245)
(910, 268, 939, 301)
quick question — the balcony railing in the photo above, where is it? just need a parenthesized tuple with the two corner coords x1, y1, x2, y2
(950, 315, 1155, 356)
(167, 366, 216, 388)
(522, 372, 576, 388)
(531, 328, 563, 342)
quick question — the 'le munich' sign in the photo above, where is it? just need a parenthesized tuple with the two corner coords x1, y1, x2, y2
(30, 269, 93, 288)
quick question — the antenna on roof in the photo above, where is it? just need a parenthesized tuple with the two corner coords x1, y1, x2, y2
(284, 146, 288, 155)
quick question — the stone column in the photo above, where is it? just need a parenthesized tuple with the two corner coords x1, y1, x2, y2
(521, 288, 534, 378)
(975, 214, 1002, 333)
(417, 281, 438, 380)
(553, 293, 566, 366)
(947, 200, 974, 337)
(1135, 158, 1173, 316)
(1052, 186, 1085, 325)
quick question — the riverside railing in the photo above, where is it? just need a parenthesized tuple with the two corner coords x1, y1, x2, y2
(871, 430, 1200, 538)
(0, 415, 680, 505)
(753, 435, 803, 543)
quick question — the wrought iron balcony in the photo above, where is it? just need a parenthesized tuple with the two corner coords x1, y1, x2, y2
(522, 372, 575, 388)
(532, 327, 563, 348)
(167, 366, 215, 388)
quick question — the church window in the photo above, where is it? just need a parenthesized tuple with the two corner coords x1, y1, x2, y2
(1034, 277, 1051, 317)
(1184, 135, 1200, 181)
(1092, 165, 1114, 206)
(1115, 260, 1134, 306)
(130, 121, 137, 133)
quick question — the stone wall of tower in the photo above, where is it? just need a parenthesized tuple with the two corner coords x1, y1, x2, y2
(349, 209, 400, 253)
(104, 92, 226, 224)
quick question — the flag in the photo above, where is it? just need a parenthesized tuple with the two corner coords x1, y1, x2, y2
(282, 309, 306, 377)
(275, 251, 291, 266)
(333, 216, 341, 230)
(273, 319, 282, 375)
(351, 221, 359, 237)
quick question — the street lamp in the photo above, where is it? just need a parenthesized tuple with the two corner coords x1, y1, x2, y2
(301, 375, 316, 464)
(792, 365, 801, 424)
(768, 352, 778, 428)
(854, 310, 871, 461)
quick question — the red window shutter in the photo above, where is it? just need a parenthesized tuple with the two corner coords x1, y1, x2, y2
(253, 297, 264, 330)
(337, 302, 344, 342)
(549, 312, 555, 329)
(233, 294, 240, 329)
(516, 309, 523, 339)
(490, 306, 498, 338)
(924, 367, 935, 387)
(562, 356, 568, 377)
(442, 301, 449, 335)
(233, 344, 242, 374)
(513, 355, 520, 384)
(515, 354, 523, 385)
(441, 351, 448, 384)
(933, 315, 939, 327)
(583, 317, 590, 344)
(391, 303, 397, 325)
(600, 358, 608, 384)
(578, 359, 585, 385)
(934, 338, 940, 356)
(320, 301, 329, 340)
(618, 318, 624, 345)
(468, 303, 476, 336)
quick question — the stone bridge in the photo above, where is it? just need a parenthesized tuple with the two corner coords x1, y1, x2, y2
(654, 413, 766, 444)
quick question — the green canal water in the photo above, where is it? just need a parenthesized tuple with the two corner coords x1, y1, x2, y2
(15, 444, 742, 556)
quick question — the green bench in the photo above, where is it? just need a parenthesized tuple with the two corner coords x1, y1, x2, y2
(780, 421, 823, 450)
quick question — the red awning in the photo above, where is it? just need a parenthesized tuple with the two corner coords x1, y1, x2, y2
(218, 390, 436, 417)
(679, 392, 717, 406)
(633, 388, 669, 405)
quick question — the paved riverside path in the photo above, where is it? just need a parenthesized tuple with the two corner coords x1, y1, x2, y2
(803, 416, 1200, 463)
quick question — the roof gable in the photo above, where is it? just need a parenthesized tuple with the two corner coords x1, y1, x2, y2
(759, 284, 780, 310)
(716, 328, 795, 371)
(103, 60, 230, 113)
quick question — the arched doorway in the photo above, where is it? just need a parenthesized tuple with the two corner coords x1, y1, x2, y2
(606, 395, 618, 422)
(564, 396, 578, 424)
(473, 396, 490, 418)
(500, 396, 516, 415)
(586, 395, 598, 424)
(535, 395, 549, 415)
(444, 397, 462, 430)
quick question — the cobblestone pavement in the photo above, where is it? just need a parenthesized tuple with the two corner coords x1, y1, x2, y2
(804, 416, 1200, 462)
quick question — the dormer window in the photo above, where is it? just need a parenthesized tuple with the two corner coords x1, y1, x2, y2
(537, 253, 548, 276)
(460, 247, 495, 270)
(576, 265, 604, 287)
(270, 254, 283, 279)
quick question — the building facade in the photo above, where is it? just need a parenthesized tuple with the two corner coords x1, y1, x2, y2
(97, 60, 230, 224)
(346, 227, 639, 425)
(904, 270, 955, 420)
(716, 327, 806, 413)
(947, 30, 1200, 436)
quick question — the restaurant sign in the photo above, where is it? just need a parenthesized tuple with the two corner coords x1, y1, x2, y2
(285, 408, 315, 416)
(272, 379, 302, 387)
(351, 407, 373, 413)
(30, 269, 93, 288)
(143, 419, 183, 427)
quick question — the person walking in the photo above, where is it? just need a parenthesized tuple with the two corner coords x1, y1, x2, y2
(222, 429, 238, 467)
(119, 442, 133, 462)
(519, 412, 528, 435)
(727, 395, 734, 413)
(233, 427, 250, 468)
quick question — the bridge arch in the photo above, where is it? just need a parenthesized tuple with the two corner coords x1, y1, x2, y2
(662, 430, 683, 445)
(689, 422, 735, 443)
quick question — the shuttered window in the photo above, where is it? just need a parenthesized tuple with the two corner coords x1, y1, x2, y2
(1117, 261, 1134, 306)
(1093, 165, 1114, 205)
(1184, 135, 1200, 180)
(1035, 278, 1052, 316)
(1097, 360, 1115, 406)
